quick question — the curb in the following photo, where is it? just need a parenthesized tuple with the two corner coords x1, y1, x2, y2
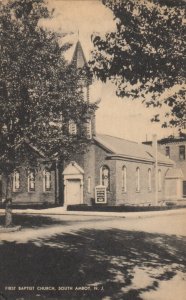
(0, 208, 186, 219)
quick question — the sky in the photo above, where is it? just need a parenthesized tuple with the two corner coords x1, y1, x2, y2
(42, 0, 177, 142)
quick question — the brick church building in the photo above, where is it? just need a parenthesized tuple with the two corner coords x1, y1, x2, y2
(1, 41, 183, 208)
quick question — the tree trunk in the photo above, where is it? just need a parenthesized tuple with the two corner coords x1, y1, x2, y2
(5, 174, 13, 227)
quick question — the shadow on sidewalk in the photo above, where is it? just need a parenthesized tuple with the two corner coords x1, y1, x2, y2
(0, 227, 185, 300)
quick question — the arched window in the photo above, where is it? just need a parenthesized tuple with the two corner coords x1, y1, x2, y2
(43, 169, 52, 192)
(148, 168, 152, 191)
(158, 169, 162, 191)
(13, 170, 20, 192)
(100, 165, 110, 191)
(122, 166, 127, 192)
(136, 167, 140, 192)
(69, 120, 77, 135)
(28, 169, 35, 192)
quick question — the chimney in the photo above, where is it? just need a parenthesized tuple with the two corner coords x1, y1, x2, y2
(152, 134, 157, 150)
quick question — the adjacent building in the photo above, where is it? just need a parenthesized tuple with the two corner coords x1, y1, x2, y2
(144, 134, 186, 200)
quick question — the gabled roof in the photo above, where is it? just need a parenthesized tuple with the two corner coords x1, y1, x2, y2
(25, 142, 46, 158)
(63, 161, 84, 175)
(14, 139, 46, 159)
(94, 134, 174, 165)
(71, 41, 87, 69)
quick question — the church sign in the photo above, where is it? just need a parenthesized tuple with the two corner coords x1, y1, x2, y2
(95, 185, 107, 204)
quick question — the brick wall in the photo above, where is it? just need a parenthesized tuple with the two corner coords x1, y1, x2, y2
(62, 144, 96, 205)
(95, 145, 116, 205)
(63, 143, 171, 206)
(2, 165, 56, 205)
(115, 160, 154, 205)
(83, 144, 96, 205)
(115, 159, 169, 205)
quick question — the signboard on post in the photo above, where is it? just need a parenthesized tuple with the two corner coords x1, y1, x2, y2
(95, 185, 107, 204)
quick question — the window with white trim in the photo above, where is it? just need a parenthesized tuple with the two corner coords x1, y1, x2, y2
(136, 167, 140, 192)
(69, 120, 77, 135)
(100, 165, 110, 191)
(122, 166, 127, 192)
(43, 169, 52, 192)
(28, 169, 35, 192)
(165, 146, 170, 158)
(179, 145, 185, 160)
(13, 170, 20, 192)
(158, 169, 162, 191)
(88, 177, 91, 193)
(148, 168, 152, 191)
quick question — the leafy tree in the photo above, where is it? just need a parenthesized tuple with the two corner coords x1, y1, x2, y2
(0, 0, 95, 225)
(90, 0, 185, 128)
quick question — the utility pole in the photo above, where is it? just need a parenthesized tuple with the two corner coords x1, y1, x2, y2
(153, 134, 158, 206)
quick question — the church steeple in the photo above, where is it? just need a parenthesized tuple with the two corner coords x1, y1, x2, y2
(71, 40, 91, 103)
(71, 41, 88, 69)
(70, 40, 96, 137)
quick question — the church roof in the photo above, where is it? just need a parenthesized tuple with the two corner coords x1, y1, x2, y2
(71, 41, 87, 69)
(94, 134, 174, 165)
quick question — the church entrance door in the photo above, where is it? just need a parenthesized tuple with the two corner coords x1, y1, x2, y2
(66, 179, 81, 205)
(63, 161, 84, 207)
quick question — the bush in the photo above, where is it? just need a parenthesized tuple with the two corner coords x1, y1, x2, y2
(67, 204, 186, 212)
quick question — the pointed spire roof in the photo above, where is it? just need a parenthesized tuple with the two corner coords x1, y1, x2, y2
(71, 41, 87, 69)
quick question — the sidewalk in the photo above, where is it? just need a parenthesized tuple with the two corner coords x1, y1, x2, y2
(0, 206, 186, 219)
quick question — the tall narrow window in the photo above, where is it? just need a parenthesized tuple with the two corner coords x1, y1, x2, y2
(28, 169, 35, 192)
(13, 170, 20, 192)
(43, 169, 51, 192)
(148, 169, 152, 191)
(122, 166, 127, 192)
(165, 146, 170, 158)
(86, 119, 92, 139)
(179, 145, 185, 160)
(88, 177, 91, 193)
(83, 86, 88, 101)
(69, 120, 77, 135)
(136, 167, 140, 192)
(183, 181, 186, 198)
(158, 169, 162, 192)
(100, 165, 110, 191)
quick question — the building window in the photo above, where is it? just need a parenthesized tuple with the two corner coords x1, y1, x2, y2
(122, 166, 127, 192)
(43, 169, 52, 192)
(28, 169, 35, 192)
(148, 168, 152, 191)
(69, 120, 77, 135)
(165, 146, 170, 158)
(86, 119, 92, 139)
(179, 145, 185, 160)
(183, 181, 186, 198)
(88, 177, 91, 193)
(100, 165, 110, 191)
(13, 170, 20, 192)
(83, 86, 88, 101)
(136, 167, 140, 192)
(158, 169, 162, 192)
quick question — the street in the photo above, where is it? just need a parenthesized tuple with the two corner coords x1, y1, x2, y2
(0, 212, 186, 300)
